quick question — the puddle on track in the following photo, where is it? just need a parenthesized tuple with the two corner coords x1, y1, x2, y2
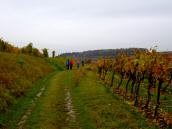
(64, 88, 76, 123)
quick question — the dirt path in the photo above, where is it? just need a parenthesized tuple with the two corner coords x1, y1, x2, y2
(24, 71, 81, 129)
(17, 87, 45, 129)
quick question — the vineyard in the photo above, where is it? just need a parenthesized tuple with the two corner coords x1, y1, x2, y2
(97, 48, 172, 128)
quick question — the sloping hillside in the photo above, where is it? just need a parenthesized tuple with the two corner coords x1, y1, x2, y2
(0, 52, 54, 112)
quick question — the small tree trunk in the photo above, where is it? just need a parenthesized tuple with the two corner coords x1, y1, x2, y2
(144, 74, 153, 110)
(154, 79, 163, 119)
(134, 71, 145, 107)
(144, 84, 152, 110)
(126, 76, 131, 94)
(134, 80, 141, 106)
(110, 70, 115, 87)
(117, 72, 124, 89)
(131, 79, 136, 95)
(130, 72, 136, 95)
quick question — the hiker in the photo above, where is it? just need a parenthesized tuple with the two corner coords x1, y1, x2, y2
(77, 60, 80, 68)
(81, 60, 84, 67)
(66, 59, 70, 70)
(69, 59, 74, 70)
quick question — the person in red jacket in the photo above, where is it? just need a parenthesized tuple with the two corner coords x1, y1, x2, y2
(69, 59, 75, 70)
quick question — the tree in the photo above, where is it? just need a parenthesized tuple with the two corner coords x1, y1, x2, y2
(144, 49, 158, 110)
(32, 48, 41, 57)
(42, 48, 48, 57)
(21, 43, 33, 55)
(0, 38, 5, 51)
(25, 43, 33, 54)
(52, 50, 55, 58)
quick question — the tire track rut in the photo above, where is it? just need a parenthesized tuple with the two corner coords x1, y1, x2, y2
(17, 87, 45, 129)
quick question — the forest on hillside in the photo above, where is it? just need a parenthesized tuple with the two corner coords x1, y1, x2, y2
(59, 48, 149, 59)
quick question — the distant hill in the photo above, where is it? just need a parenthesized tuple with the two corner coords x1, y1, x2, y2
(59, 48, 148, 59)
(160, 51, 172, 62)
(160, 51, 172, 55)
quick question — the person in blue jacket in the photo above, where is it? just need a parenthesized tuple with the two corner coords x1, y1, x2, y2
(66, 59, 70, 70)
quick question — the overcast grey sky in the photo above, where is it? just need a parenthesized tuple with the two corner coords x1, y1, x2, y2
(0, 0, 172, 54)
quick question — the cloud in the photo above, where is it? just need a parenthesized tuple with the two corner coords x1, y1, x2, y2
(0, 0, 171, 53)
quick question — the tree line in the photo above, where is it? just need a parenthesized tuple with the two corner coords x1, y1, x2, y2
(0, 38, 56, 58)
(59, 48, 147, 59)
